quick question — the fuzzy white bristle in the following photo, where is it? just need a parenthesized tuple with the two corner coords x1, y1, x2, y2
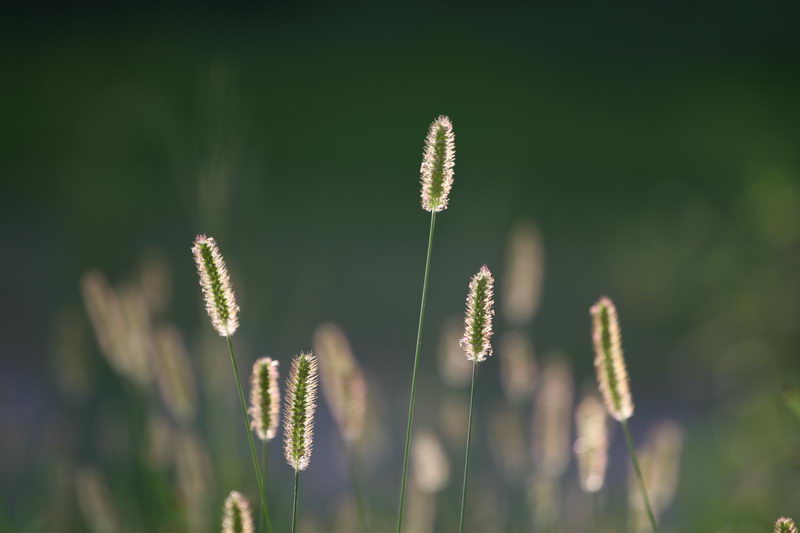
(459, 265, 495, 362)
(249, 357, 280, 441)
(284, 352, 319, 471)
(191, 235, 239, 336)
(222, 490, 254, 533)
(590, 296, 633, 421)
(420, 115, 455, 212)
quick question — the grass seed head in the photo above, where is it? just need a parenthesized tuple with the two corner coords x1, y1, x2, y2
(154, 324, 198, 424)
(420, 115, 455, 212)
(590, 296, 633, 421)
(411, 429, 450, 493)
(532, 355, 574, 477)
(460, 265, 496, 363)
(222, 490, 254, 533)
(284, 352, 319, 470)
(313, 323, 367, 444)
(502, 220, 544, 325)
(250, 357, 280, 441)
(192, 235, 239, 336)
(574, 393, 610, 493)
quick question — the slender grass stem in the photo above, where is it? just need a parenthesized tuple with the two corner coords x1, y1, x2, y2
(257, 440, 268, 532)
(458, 361, 477, 533)
(620, 419, 658, 533)
(348, 444, 368, 531)
(225, 335, 274, 533)
(291, 469, 300, 533)
(396, 210, 437, 533)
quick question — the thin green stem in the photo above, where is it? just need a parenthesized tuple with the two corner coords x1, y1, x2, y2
(458, 361, 477, 533)
(395, 210, 437, 533)
(257, 440, 267, 532)
(291, 469, 300, 533)
(348, 444, 368, 531)
(225, 335, 274, 533)
(620, 419, 659, 533)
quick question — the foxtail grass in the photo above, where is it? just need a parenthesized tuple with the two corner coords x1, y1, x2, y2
(776, 518, 798, 533)
(574, 393, 609, 494)
(249, 358, 280, 531)
(502, 220, 544, 326)
(191, 235, 273, 533)
(222, 491, 254, 533)
(153, 324, 198, 425)
(284, 352, 319, 533)
(313, 323, 369, 528)
(458, 266, 495, 533)
(590, 296, 657, 533)
(396, 115, 455, 533)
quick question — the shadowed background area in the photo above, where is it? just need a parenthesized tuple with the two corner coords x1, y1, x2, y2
(2, 3, 800, 532)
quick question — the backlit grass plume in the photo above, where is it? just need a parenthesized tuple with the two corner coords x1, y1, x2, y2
(313, 323, 367, 444)
(420, 115, 455, 212)
(397, 115, 456, 533)
(153, 324, 197, 424)
(775, 518, 798, 533)
(590, 296, 657, 532)
(458, 265, 495, 533)
(284, 352, 319, 533)
(313, 323, 369, 529)
(591, 296, 633, 421)
(574, 393, 610, 493)
(222, 491, 254, 533)
(460, 265, 495, 362)
(192, 234, 239, 337)
(502, 220, 544, 325)
(250, 358, 280, 441)
(411, 430, 451, 494)
(284, 352, 318, 470)
(190, 235, 272, 533)
(532, 355, 574, 479)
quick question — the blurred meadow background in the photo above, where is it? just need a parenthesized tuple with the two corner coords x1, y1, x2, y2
(2, 3, 800, 532)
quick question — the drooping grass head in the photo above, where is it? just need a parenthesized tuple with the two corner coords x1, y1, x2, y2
(590, 296, 633, 421)
(192, 235, 239, 336)
(249, 357, 280, 441)
(459, 265, 495, 362)
(284, 352, 319, 471)
(420, 115, 455, 212)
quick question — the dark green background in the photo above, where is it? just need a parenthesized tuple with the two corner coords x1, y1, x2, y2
(2, 3, 800, 531)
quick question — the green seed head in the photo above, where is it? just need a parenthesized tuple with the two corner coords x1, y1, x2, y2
(284, 352, 319, 470)
(459, 265, 495, 362)
(192, 235, 239, 336)
(574, 394, 609, 493)
(313, 323, 367, 444)
(590, 296, 633, 421)
(249, 357, 280, 441)
(420, 115, 455, 212)
(222, 491, 253, 533)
